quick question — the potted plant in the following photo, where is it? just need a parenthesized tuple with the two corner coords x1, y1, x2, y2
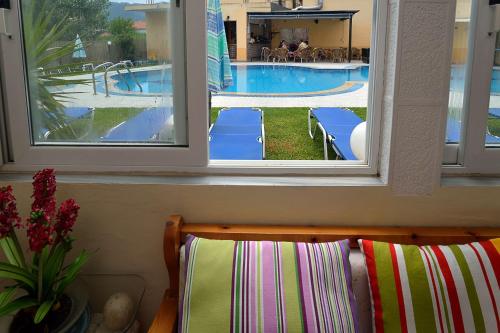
(0, 169, 90, 332)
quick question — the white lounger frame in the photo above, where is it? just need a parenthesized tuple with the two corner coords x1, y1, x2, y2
(308, 108, 342, 161)
(209, 107, 266, 160)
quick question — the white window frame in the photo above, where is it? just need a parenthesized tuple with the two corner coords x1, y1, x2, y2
(444, 0, 500, 174)
(0, 0, 387, 175)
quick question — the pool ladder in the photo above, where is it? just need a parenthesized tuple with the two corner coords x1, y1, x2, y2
(103, 61, 143, 97)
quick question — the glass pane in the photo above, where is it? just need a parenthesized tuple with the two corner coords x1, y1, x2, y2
(486, 32, 500, 147)
(21, 0, 187, 145)
(208, 0, 373, 161)
(447, 0, 472, 144)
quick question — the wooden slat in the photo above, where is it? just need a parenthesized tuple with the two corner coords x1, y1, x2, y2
(181, 223, 500, 246)
(164, 215, 182, 298)
(148, 291, 178, 333)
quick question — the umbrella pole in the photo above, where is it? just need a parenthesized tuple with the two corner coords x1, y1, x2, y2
(209, 91, 212, 127)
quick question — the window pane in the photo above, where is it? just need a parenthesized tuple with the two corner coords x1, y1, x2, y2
(486, 32, 500, 147)
(209, 0, 373, 161)
(447, 0, 471, 144)
(21, 0, 187, 145)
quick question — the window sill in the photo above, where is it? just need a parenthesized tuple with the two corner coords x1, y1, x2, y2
(0, 173, 385, 187)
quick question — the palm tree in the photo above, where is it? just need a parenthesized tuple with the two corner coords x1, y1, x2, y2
(22, 0, 90, 140)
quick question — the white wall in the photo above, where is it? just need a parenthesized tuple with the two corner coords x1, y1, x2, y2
(1, 178, 499, 329)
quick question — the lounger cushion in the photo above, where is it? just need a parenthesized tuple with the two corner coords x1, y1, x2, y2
(179, 236, 359, 332)
(210, 108, 264, 160)
(311, 108, 362, 160)
(359, 238, 500, 333)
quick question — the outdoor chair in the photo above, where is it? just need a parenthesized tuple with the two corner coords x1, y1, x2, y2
(296, 47, 312, 62)
(332, 48, 343, 63)
(352, 48, 362, 60)
(489, 108, 500, 118)
(311, 48, 324, 62)
(261, 47, 271, 62)
(42, 107, 95, 141)
(308, 107, 363, 160)
(102, 107, 171, 142)
(209, 107, 265, 160)
(274, 48, 289, 62)
(322, 49, 334, 62)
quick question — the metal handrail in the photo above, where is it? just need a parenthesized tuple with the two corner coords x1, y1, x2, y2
(104, 61, 143, 97)
(92, 62, 113, 95)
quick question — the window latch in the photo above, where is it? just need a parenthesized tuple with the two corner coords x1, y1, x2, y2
(0, 0, 10, 10)
(0, 8, 11, 39)
(490, 4, 500, 36)
(176, 0, 180, 8)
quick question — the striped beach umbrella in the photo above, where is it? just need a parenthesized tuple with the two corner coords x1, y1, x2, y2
(72, 34, 86, 59)
(207, 0, 233, 93)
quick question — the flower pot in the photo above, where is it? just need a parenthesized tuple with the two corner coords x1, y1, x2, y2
(1, 280, 90, 333)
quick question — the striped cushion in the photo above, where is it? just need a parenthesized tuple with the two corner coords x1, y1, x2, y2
(179, 236, 359, 333)
(359, 239, 500, 333)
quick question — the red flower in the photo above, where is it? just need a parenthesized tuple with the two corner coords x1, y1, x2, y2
(0, 186, 21, 238)
(31, 169, 57, 218)
(55, 199, 79, 240)
(27, 210, 54, 252)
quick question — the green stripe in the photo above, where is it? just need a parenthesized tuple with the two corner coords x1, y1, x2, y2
(188, 239, 234, 333)
(450, 245, 485, 332)
(234, 241, 243, 333)
(402, 245, 437, 333)
(257, 243, 263, 333)
(281, 242, 303, 332)
(373, 241, 402, 333)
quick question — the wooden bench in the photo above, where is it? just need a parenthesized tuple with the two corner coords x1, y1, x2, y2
(148, 215, 500, 333)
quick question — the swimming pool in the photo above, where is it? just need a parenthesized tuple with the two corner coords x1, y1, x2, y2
(450, 66, 500, 95)
(109, 65, 369, 96)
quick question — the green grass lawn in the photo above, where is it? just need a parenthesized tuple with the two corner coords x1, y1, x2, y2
(211, 107, 367, 160)
(488, 118, 500, 137)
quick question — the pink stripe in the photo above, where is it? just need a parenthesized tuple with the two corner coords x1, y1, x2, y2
(298, 243, 317, 332)
(249, 242, 257, 333)
(261, 241, 278, 332)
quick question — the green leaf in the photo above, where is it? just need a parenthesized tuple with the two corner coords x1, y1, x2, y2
(42, 243, 68, 298)
(0, 296, 38, 317)
(56, 251, 90, 295)
(0, 235, 26, 268)
(0, 263, 36, 290)
(0, 287, 18, 308)
(34, 298, 55, 324)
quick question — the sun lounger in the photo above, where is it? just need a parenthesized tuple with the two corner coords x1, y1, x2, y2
(446, 118, 500, 144)
(489, 108, 500, 118)
(308, 107, 363, 160)
(210, 107, 265, 160)
(102, 107, 171, 142)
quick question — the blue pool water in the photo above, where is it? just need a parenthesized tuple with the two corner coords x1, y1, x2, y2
(111, 65, 369, 95)
(111, 65, 500, 95)
(450, 66, 500, 94)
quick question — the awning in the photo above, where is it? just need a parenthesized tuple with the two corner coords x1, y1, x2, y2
(247, 10, 358, 20)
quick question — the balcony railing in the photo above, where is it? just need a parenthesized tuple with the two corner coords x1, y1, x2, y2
(270, 0, 296, 10)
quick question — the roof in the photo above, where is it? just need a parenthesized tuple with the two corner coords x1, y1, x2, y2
(125, 3, 169, 12)
(247, 10, 359, 20)
(133, 21, 147, 30)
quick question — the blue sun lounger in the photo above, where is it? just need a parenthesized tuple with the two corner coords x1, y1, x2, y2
(489, 108, 500, 118)
(308, 107, 363, 160)
(102, 107, 171, 142)
(446, 118, 500, 144)
(209, 107, 265, 160)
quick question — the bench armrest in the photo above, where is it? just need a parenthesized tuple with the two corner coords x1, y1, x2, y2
(148, 290, 178, 333)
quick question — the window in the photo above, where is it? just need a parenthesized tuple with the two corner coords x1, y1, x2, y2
(0, 0, 386, 175)
(208, 0, 386, 175)
(445, 0, 500, 173)
(0, 0, 207, 169)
